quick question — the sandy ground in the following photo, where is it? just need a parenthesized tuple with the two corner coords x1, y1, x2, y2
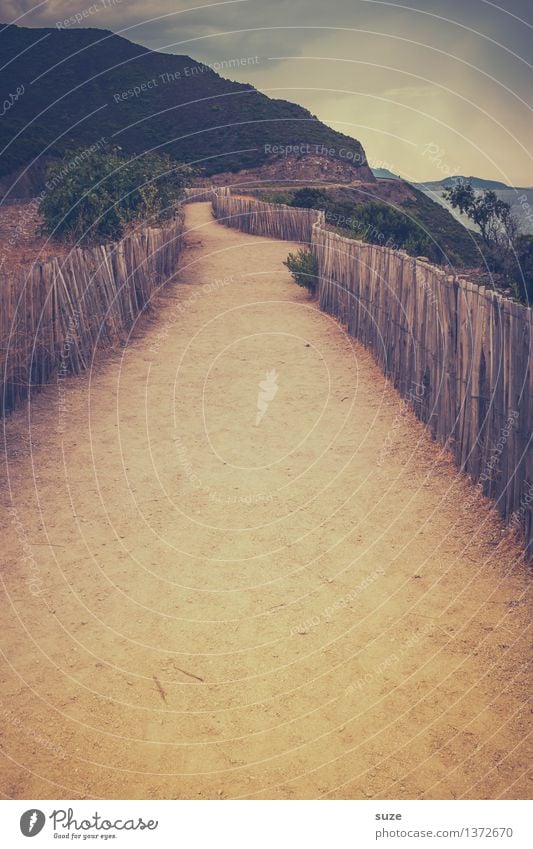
(0, 202, 531, 800)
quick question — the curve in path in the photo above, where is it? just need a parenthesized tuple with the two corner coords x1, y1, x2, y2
(0, 202, 530, 800)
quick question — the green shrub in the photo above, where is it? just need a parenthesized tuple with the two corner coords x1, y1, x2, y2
(260, 190, 294, 205)
(347, 201, 442, 262)
(291, 188, 329, 210)
(509, 234, 533, 304)
(39, 147, 192, 244)
(284, 249, 319, 293)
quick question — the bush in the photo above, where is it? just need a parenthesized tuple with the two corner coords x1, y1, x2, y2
(260, 190, 294, 205)
(290, 191, 443, 263)
(291, 188, 329, 210)
(284, 249, 319, 293)
(348, 202, 442, 262)
(509, 234, 533, 304)
(40, 147, 192, 244)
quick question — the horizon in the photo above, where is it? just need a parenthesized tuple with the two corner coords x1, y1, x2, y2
(370, 167, 533, 188)
(1, 1, 531, 186)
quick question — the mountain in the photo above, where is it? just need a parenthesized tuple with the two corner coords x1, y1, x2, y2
(0, 25, 509, 259)
(416, 176, 512, 191)
(372, 167, 402, 180)
(0, 24, 372, 195)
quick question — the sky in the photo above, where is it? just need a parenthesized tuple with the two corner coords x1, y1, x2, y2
(1, 0, 532, 185)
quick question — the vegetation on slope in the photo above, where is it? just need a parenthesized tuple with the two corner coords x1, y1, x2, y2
(0, 24, 369, 185)
(262, 186, 482, 267)
(39, 147, 191, 244)
(445, 183, 533, 303)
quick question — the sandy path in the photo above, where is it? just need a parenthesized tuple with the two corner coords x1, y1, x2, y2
(0, 202, 530, 800)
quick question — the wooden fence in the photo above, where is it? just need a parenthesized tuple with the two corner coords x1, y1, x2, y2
(212, 190, 323, 244)
(183, 187, 218, 204)
(1, 212, 184, 416)
(212, 190, 533, 559)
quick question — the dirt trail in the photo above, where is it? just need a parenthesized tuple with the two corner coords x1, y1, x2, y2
(0, 202, 530, 800)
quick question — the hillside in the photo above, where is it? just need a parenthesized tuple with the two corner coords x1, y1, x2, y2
(0, 24, 502, 261)
(372, 167, 402, 180)
(416, 176, 512, 191)
(258, 181, 483, 267)
(0, 23, 372, 195)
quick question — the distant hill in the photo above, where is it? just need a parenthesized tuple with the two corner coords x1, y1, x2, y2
(0, 24, 372, 196)
(372, 167, 401, 180)
(416, 176, 512, 191)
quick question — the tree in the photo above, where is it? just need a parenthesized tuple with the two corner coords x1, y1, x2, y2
(445, 182, 533, 304)
(444, 183, 517, 248)
(40, 147, 192, 244)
